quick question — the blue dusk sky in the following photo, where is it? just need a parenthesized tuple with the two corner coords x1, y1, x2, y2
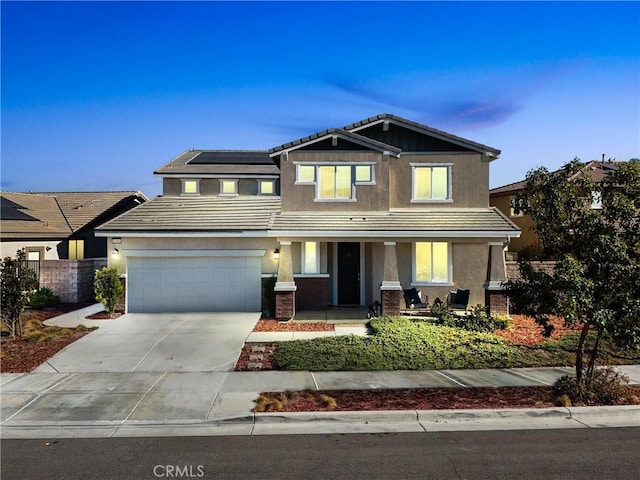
(2, 1, 639, 198)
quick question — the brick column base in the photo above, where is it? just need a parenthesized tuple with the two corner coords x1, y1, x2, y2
(485, 290, 509, 316)
(275, 291, 295, 322)
(381, 290, 401, 316)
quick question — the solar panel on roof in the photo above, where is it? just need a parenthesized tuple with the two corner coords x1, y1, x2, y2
(188, 151, 273, 165)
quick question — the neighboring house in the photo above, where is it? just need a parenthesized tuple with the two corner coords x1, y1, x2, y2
(96, 114, 520, 318)
(1, 191, 148, 261)
(490, 160, 623, 257)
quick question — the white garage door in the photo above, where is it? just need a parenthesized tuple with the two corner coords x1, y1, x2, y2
(127, 256, 261, 313)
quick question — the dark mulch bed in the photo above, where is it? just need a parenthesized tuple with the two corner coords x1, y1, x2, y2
(85, 310, 124, 320)
(254, 385, 640, 412)
(253, 319, 334, 332)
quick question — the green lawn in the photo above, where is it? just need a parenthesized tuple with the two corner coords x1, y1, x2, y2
(271, 316, 638, 371)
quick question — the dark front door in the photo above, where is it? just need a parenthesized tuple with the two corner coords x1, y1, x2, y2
(337, 242, 360, 305)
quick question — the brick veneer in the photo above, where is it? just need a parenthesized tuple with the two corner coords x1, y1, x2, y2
(40, 258, 107, 303)
(381, 290, 401, 315)
(275, 290, 295, 321)
(295, 277, 330, 310)
(485, 290, 509, 316)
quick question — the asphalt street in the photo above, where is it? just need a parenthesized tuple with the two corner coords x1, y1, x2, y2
(2, 428, 639, 480)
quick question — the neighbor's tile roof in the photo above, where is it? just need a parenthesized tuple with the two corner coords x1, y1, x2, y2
(33, 191, 148, 231)
(97, 195, 519, 236)
(96, 196, 281, 231)
(0, 192, 72, 239)
(490, 160, 624, 195)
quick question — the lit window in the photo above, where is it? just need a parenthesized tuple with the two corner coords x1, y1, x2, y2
(259, 180, 275, 195)
(219, 179, 238, 195)
(355, 165, 373, 183)
(181, 179, 199, 195)
(591, 191, 602, 209)
(69, 239, 85, 260)
(302, 241, 320, 274)
(413, 166, 450, 201)
(318, 165, 352, 199)
(414, 242, 449, 283)
(296, 165, 315, 183)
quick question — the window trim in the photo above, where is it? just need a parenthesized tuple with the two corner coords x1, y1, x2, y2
(410, 163, 453, 203)
(258, 179, 276, 195)
(412, 241, 452, 286)
(301, 241, 320, 274)
(68, 238, 85, 260)
(219, 179, 239, 196)
(294, 162, 376, 202)
(181, 179, 200, 195)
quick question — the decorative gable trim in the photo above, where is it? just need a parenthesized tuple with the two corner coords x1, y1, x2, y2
(344, 113, 501, 160)
(268, 128, 401, 157)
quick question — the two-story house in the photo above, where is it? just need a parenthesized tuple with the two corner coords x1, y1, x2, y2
(490, 159, 623, 258)
(96, 114, 520, 318)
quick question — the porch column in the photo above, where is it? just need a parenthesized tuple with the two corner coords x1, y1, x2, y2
(380, 242, 402, 315)
(484, 243, 509, 315)
(275, 241, 296, 321)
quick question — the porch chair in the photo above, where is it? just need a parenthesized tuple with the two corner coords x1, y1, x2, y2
(448, 288, 470, 313)
(403, 288, 429, 315)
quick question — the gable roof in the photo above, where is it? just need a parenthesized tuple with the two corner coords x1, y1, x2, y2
(490, 160, 624, 195)
(268, 128, 402, 156)
(155, 150, 280, 176)
(344, 113, 501, 158)
(0, 191, 147, 239)
(0, 192, 72, 239)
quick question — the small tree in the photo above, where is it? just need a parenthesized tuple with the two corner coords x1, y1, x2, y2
(94, 266, 123, 316)
(505, 159, 640, 390)
(0, 250, 38, 338)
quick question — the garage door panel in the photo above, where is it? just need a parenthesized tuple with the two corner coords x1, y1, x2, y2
(127, 256, 261, 313)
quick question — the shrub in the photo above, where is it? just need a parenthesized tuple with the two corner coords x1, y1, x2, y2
(94, 267, 123, 315)
(553, 367, 637, 406)
(28, 287, 60, 309)
(430, 304, 511, 333)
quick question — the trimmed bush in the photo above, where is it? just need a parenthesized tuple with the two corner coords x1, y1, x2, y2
(430, 304, 512, 333)
(28, 287, 60, 309)
(94, 267, 123, 315)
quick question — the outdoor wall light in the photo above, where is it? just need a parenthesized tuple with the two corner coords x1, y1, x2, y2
(111, 248, 120, 259)
(273, 248, 280, 260)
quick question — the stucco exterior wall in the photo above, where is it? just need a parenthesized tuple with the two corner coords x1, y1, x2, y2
(162, 178, 268, 196)
(390, 153, 489, 209)
(490, 192, 537, 252)
(108, 237, 280, 276)
(0, 241, 61, 260)
(280, 151, 389, 212)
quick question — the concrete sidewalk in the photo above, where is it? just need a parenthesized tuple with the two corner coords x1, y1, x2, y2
(2, 307, 639, 439)
(2, 366, 639, 439)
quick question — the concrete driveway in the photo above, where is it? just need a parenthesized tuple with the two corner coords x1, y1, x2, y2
(33, 312, 260, 373)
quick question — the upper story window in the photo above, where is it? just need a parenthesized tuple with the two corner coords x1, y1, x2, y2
(181, 179, 200, 195)
(295, 163, 374, 201)
(411, 164, 452, 202)
(591, 191, 603, 209)
(413, 241, 449, 284)
(219, 179, 238, 196)
(509, 196, 525, 217)
(258, 180, 276, 195)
